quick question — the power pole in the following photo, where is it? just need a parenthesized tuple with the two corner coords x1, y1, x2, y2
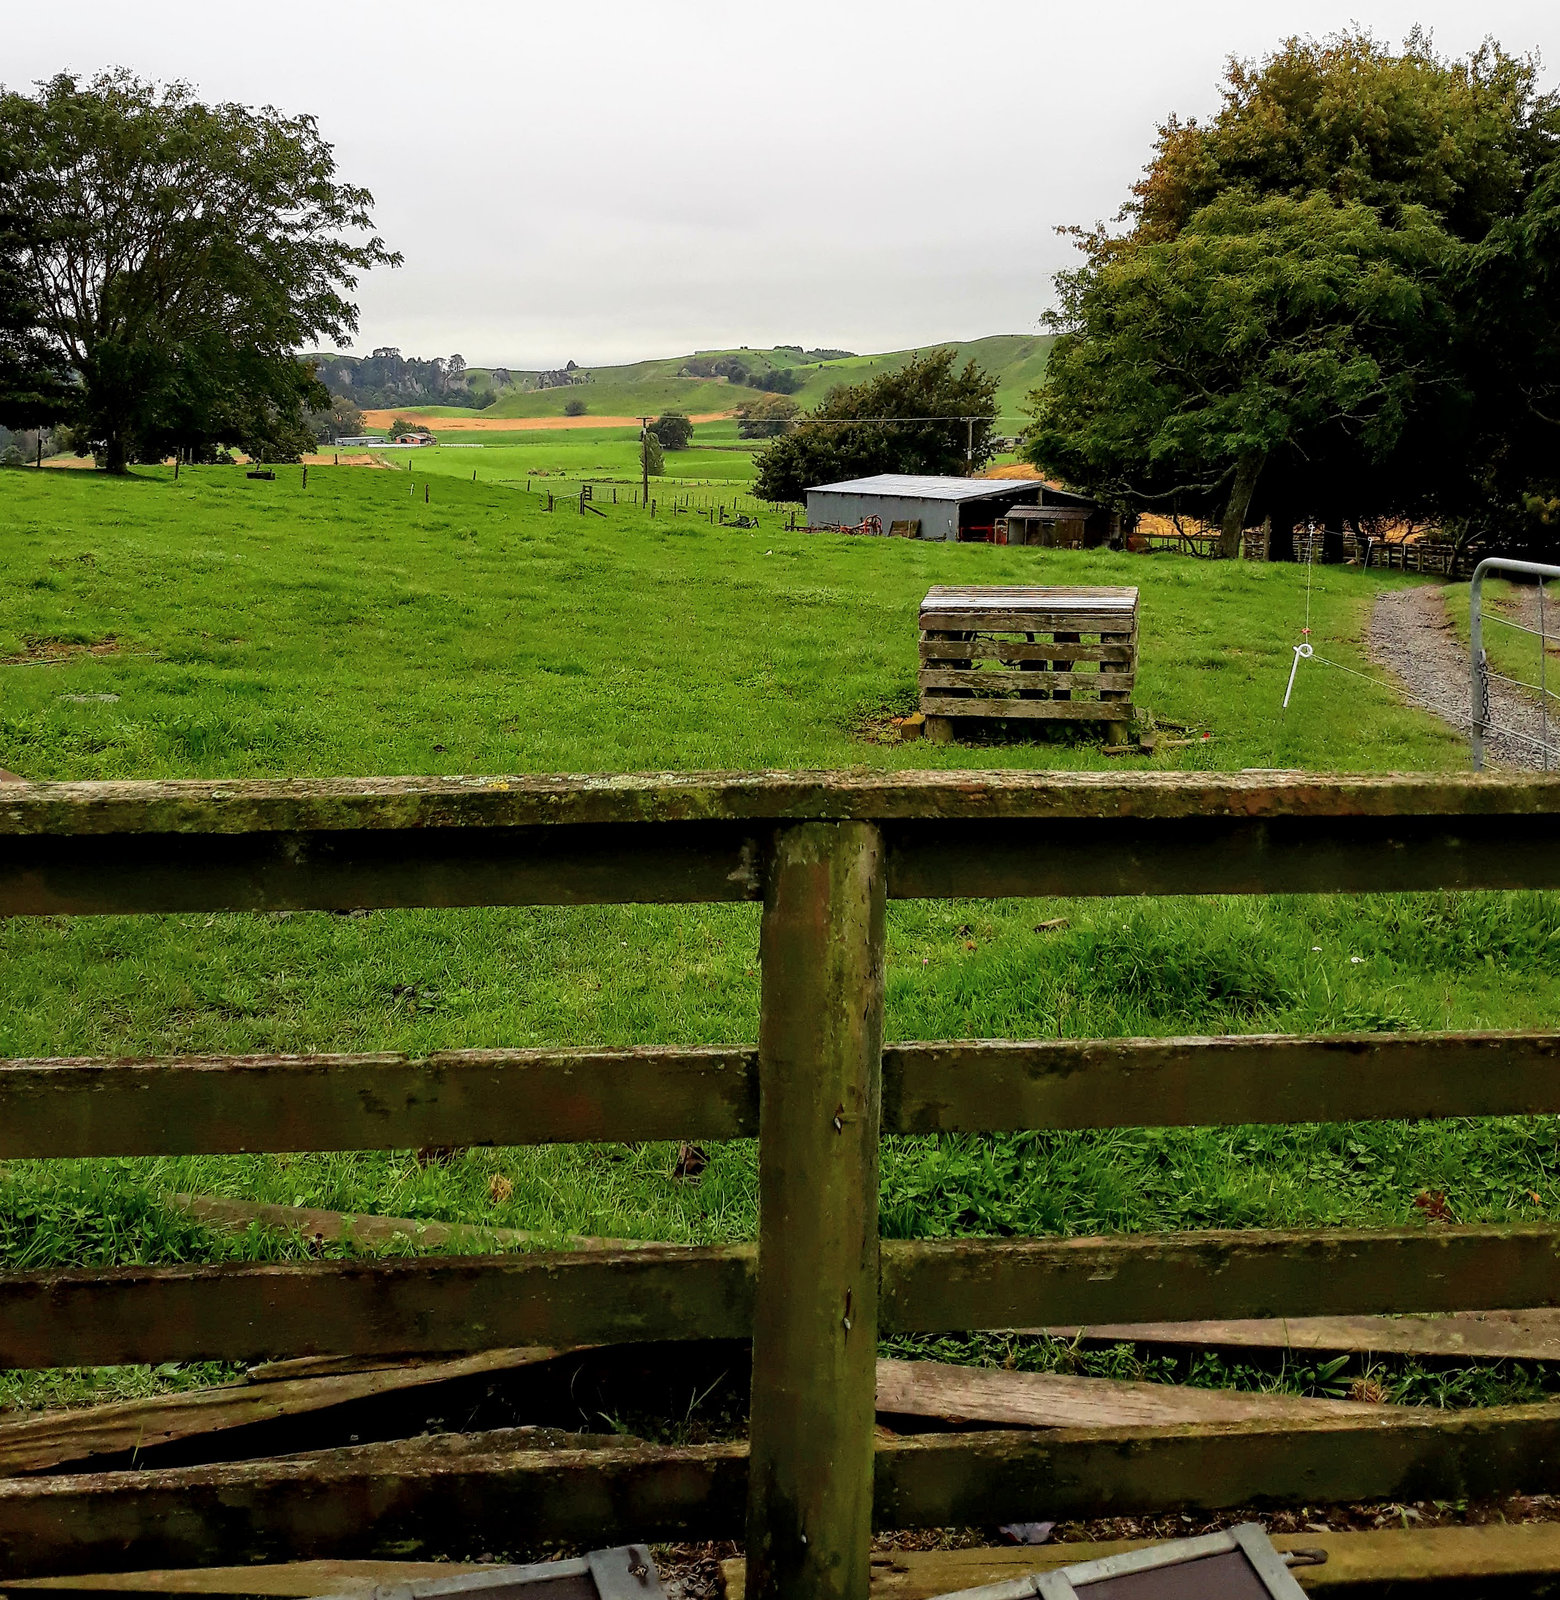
(640, 416, 651, 508)
(965, 417, 974, 476)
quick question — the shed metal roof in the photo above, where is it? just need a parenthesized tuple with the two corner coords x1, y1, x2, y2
(805, 474, 1043, 502)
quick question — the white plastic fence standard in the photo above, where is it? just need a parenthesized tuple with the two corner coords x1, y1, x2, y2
(1470, 556, 1560, 771)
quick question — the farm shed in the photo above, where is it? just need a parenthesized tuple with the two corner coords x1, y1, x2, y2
(1005, 486, 1116, 548)
(805, 474, 1047, 541)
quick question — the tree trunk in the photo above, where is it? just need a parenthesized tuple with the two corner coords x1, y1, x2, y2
(102, 427, 128, 475)
(1218, 452, 1264, 560)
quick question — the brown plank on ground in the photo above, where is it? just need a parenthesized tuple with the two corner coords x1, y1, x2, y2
(267, 1427, 643, 1466)
(6, 1561, 494, 1595)
(169, 1193, 658, 1254)
(14, 1526, 1560, 1598)
(1037, 1308, 1560, 1361)
(0, 1348, 562, 1476)
(874, 1359, 1379, 1429)
(724, 1522, 1560, 1596)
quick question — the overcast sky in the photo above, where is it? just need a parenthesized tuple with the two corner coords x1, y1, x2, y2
(7, 1, 1558, 367)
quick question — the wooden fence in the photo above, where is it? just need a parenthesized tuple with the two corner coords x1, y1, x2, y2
(7, 771, 1560, 1596)
(1242, 527, 1479, 577)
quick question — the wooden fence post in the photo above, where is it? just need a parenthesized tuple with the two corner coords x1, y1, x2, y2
(747, 821, 886, 1600)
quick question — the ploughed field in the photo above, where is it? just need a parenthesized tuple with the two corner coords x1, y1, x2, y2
(2, 462, 1559, 1412)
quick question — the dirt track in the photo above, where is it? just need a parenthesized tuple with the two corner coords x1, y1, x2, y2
(1368, 585, 1551, 770)
(358, 409, 732, 432)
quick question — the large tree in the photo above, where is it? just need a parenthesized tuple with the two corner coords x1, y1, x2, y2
(1027, 30, 1560, 551)
(0, 133, 71, 429)
(1131, 29, 1559, 246)
(0, 70, 397, 470)
(1452, 159, 1560, 553)
(753, 349, 997, 504)
(1028, 193, 1462, 556)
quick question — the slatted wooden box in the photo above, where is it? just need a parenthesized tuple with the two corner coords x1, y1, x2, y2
(918, 585, 1138, 744)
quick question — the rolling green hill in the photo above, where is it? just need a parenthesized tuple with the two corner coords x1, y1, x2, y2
(400, 334, 1054, 423)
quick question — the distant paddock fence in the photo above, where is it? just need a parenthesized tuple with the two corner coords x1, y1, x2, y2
(1243, 526, 1480, 577)
(7, 772, 1560, 1594)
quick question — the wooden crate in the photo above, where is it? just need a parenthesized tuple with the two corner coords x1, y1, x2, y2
(918, 584, 1137, 743)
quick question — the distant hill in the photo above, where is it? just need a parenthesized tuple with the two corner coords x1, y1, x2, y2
(306, 336, 1054, 425)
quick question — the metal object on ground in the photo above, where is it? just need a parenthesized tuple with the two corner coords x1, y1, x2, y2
(1469, 556, 1560, 770)
(315, 1545, 663, 1600)
(930, 1523, 1316, 1598)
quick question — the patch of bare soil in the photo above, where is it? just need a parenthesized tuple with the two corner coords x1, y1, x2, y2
(302, 452, 393, 468)
(1, 635, 120, 666)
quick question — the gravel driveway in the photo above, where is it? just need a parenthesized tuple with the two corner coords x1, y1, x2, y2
(1368, 585, 1554, 770)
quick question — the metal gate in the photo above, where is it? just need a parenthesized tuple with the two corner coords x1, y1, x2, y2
(1470, 556, 1560, 771)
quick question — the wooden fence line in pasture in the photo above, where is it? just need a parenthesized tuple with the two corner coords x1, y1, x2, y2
(5, 770, 1560, 1596)
(1242, 526, 1480, 577)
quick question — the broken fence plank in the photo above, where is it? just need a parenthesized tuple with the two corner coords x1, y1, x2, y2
(2, 1349, 1376, 1483)
(873, 1359, 1377, 1429)
(0, 1349, 562, 1476)
(266, 1427, 645, 1466)
(1036, 1308, 1560, 1362)
(169, 1193, 658, 1255)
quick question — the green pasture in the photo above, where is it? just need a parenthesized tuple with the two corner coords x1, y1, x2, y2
(428, 334, 1054, 426)
(400, 420, 761, 495)
(3, 462, 1558, 1414)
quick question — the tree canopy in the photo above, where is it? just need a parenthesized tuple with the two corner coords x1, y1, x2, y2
(0, 70, 396, 470)
(1132, 30, 1559, 246)
(1029, 193, 1461, 555)
(753, 349, 997, 503)
(0, 135, 71, 429)
(649, 411, 693, 450)
(1025, 29, 1560, 553)
(736, 394, 800, 439)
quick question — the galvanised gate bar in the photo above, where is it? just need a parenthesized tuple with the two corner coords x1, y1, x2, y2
(5, 771, 1560, 1598)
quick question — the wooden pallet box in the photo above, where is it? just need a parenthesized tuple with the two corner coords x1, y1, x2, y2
(918, 585, 1137, 743)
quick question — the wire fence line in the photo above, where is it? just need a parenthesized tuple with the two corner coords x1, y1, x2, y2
(1471, 557, 1560, 772)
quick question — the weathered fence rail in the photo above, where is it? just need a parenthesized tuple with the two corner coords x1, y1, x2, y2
(5, 771, 1560, 1596)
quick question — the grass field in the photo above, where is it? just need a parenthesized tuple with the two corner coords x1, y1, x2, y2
(404, 334, 1054, 428)
(395, 420, 763, 497)
(4, 462, 1559, 1414)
